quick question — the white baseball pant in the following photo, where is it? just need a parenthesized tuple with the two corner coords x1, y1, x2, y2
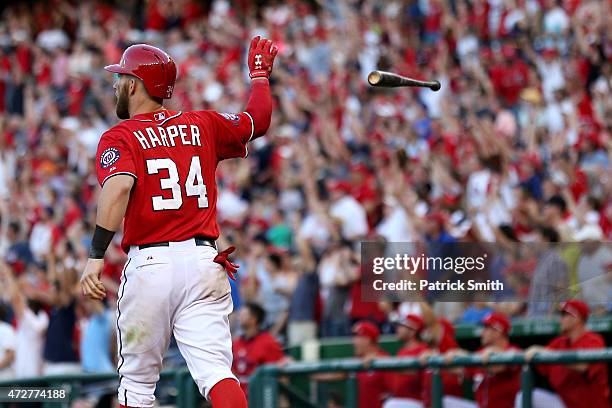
(115, 238, 237, 407)
(383, 398, 425, 408)
(514, 389, 566, 408)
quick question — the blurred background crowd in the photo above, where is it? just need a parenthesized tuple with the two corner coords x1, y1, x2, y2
(0, 0, 610, 385)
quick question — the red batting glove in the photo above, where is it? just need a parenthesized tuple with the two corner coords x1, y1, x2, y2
(248, 35, 278, 80)
(214, 246, 239, 281)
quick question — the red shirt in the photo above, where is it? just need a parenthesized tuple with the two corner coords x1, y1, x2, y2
(471, 345, 521, 408)
(422, 321, 463, 406)
(232, 331, 285, 395)
(538, 331, 610, 408)
(95, 109, 253, 252)
(389, 342, 429, 399)
(358, 349, 390, 408)
(490, 60, 530, 106)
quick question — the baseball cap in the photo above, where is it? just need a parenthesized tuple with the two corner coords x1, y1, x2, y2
(560, 300, 589, 321)
(327, 180, 352, 194)
(542, 48, 558, 59)
(396, 314, 425, 334)
(482, 312, 511, 335)
(426, 211, 447, 226)
(352, 321, 380, 342)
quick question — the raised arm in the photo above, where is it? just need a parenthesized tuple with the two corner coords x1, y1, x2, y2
(245, 36, 278, 140)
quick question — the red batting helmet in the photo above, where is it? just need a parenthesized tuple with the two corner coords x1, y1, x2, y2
(105, 44, 177, 99)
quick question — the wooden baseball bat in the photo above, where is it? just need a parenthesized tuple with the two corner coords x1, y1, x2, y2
(368, 70, 441, 91)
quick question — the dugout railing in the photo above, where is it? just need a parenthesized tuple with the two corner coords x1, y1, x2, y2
(248, 348, 612, 408)
(1, 349, 611, 407)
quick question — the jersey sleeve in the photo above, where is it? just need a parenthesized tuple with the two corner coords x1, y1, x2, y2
(199, 111, 255, 161)
(95, 129, 138, 187)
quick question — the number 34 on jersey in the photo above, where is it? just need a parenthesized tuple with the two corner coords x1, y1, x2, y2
(146, 156, 208, 211)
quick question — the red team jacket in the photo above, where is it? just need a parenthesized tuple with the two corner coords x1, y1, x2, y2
(422, 321, 463, 407)
(95, 109, 255, 251)
(357, 348, 390, 408)
(470, 345, 521, 408)
(538, 331, 610, 408)
(388, 342, 429, 400)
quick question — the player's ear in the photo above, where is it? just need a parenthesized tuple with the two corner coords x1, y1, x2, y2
(128, 78, 137, 96)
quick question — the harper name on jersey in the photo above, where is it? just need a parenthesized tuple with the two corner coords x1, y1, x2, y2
(133, 124, 202, 150)
(95, 109, 255, 252)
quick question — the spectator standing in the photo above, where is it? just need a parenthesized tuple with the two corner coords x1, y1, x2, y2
(79, 298, 114, 373)
(0, 303, 16, 380)
(319, 242, 358, 337)
(526, 227, 569, 317)
(1, 262, 48, 378)
(287, 228, 319, 347)
(29, 207, 58, 263)
(42, 252, 80, 375)
(328, 181, 368, 240)
(3, 222, 34, 270)
(249, 253, 296, 337)
(574, 225, 612, 314)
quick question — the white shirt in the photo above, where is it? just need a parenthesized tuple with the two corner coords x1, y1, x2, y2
(545, 102, 565, 134)
(0, 321, 16, 380)
(376, 206, 414, 242)
(29, 222, 53, 262)
(300, 213, 331, 251)
(15, 309, 49, 378)
(216, 189, 248, 221)
(537, 59, 565, 102)
(330, 195, 368, 239)
(577, 246, 612, 306)
(466, 169, 491, 210)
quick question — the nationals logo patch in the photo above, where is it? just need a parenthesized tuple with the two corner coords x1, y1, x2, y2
(220, 113, 240, 126)
(100, 147, 120, 168)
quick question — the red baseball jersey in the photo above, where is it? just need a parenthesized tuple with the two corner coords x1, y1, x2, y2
(538, 331, 610, 408)
(422, 322, 463, 406)
(95, 109, 254, 252)
(388, 342, 428, 399)
(357, 348, 390, 408)
(470, 344, 521, 408)
(232, 332, 285, 396)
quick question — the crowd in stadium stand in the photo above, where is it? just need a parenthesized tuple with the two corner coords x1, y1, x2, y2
(0, 0, 610, 397)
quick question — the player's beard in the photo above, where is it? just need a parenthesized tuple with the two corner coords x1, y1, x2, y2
(116, 83, 130, 119)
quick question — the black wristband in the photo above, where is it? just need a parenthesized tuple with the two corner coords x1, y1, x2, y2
(89, 225, 116, 259)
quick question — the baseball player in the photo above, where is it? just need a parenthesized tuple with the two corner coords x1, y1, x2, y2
(352, 321, 391, 408)
(80, 36, 278, 408)
(312, 321, 391, 408)
(384, 314, 429, 408)
(420, 317, 464, 407)
(443, 312, 521, 408)
(520, 300, 610, 408)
